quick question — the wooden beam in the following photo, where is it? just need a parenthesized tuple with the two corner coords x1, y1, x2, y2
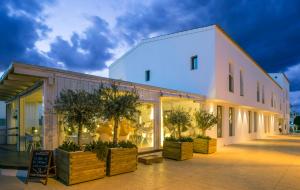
(3, 80, 34, 88)
(0, 91, 16, 96)
(7, 74, 41, 83)
(0, 84, 28, 91)
(0, 88, 21, 93)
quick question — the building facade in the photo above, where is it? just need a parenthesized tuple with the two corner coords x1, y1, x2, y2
(0, 63, 205, 151)
(109, 25, 290, 146)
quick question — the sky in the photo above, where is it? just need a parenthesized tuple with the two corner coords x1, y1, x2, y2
(0, 0, 299, 111)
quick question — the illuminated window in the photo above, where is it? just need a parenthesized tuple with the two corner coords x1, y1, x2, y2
(191, 56, 198, 70)
(217, 106, 223, 138)
(248, 111, 252, 133)
(254, 112, 257, 132)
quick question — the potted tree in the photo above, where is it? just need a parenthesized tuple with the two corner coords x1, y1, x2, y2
(193, 109, 218, 154)
(163, 107, 193, 161)
(54, 90, 105, 185)
(96, 83, 140, 176)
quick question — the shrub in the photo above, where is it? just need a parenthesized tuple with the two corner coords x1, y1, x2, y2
(165, 136, 193, 142)
(59, 141, 81, 152)
(84, 141, 108, 161)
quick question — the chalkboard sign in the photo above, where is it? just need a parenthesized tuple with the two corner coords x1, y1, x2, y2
(25, 150, 55, 185)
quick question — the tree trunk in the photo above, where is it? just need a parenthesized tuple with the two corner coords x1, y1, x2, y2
(78, 124, 82, 146)
(113, 118, 119, 146)
(202, 129, 206, 136)
(178, 125, 181, 139)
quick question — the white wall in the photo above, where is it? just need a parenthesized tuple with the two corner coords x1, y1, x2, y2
(215, 27, 285, 115)
(110, 25, 217, 98)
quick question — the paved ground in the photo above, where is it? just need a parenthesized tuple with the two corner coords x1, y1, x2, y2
(1, 135, 300, 190)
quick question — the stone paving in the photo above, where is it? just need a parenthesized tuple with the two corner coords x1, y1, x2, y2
(1, 135, 300, 190)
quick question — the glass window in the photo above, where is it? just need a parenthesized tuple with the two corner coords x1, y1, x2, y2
(240, 70, 244, 96)
(254, 112, 257, 132)
(229, 64, 234, 92)
(191, 56, 198, 70)
(145, 70, 150, 81)
(229, 107, 235, 136)
(257, 82, 260, 102)
(262, 85, 265, 104)
(128, 103, 154, 148)
(217, 106, 223, 138)
(248, 111, 252, 133)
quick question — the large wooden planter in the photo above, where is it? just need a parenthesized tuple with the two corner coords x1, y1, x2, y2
(56, 149, 106, 185)
(162, 141, 193, 161)
(106, 147, 137, 176)
(193, 138, 217, 154)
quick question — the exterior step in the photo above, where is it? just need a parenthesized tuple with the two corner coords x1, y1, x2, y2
(138, 155, 163, 165)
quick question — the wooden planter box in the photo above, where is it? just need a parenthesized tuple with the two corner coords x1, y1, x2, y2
(193, 138, 217, 154)
(56, 149, 106, 185)
(162, 141, 193, 161)
(106, 147, 137, 176)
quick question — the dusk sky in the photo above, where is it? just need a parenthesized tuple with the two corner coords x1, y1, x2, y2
(0, 0, 299, 110)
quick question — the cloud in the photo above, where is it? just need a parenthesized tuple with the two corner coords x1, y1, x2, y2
(47, 16, 116, 72)
(116, 0, 300, 73)
(285, 63, 300, 91)
(0, 0, 54, 71)
(290, 91, 300, 112)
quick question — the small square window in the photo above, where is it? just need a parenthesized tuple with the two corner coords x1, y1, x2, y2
(145, 70, 150, 81)
(191, 56, 198, 70)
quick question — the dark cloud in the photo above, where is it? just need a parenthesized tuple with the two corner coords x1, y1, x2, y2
(117, 0, 300, 85)
(0, 0, 54, 70)
(47, 16, 116, 72)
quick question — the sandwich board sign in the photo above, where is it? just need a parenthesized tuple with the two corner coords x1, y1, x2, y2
(25, 150, 55, 185)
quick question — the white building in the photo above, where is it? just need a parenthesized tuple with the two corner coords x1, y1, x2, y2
(109, 25, 290, 146)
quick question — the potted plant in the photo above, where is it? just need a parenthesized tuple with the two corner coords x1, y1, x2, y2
(54, 90, 105, 185)
(55, 141, 106, 185)
(162, 107, 193, 161)
(193, 109, 218, 154)
(96, 83, 140, 176)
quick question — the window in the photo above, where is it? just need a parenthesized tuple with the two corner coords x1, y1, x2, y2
(240, 70, 244, 96)
(229, 107, 235, 136)
(229, 63, 234, 92)
(217, 106, 223, 138)
(191, 56, 198, 70)
(145, 70, 150, 81)
(254, 112, 257, 132)
(271, 92, 274, 107)
(248, 111, 252, 133)
(257, 82, 260, 102)
(262, 85, 265, 104)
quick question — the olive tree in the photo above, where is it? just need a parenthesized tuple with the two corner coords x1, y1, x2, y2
(54, 89, 99, 146)
(96, 83, 140, 146)
(194, 109, 218, 136)
(164, 107, 191, 139)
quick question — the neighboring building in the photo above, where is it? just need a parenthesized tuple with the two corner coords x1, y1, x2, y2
(109, 25, 290, 146)
(0, 63, 204, 151)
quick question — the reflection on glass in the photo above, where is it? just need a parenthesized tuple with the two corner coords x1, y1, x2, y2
(60, 103, 154, 149)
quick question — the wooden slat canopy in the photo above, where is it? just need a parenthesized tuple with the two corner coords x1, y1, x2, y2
(0, 66, 42, 101)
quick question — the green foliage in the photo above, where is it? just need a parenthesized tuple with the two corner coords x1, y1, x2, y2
(164, 107, 191, 138)
(54, 89, 100, 146)
(96, 83, 140, 145)
(294, 116, 300, 126)
(59, 141, 81, 152)
(84, 141, 108, 161)
(194, 109, 218, 136)
(196, 135, 211, 140)
(165, 136, 193, 142)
